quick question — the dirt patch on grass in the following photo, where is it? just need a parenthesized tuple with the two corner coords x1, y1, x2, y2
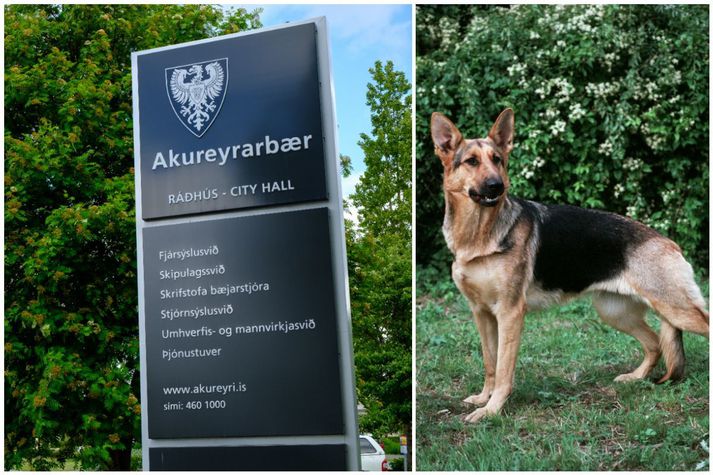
(578, 384, 620, 407)
(417, 389, 469, 422)
(447, 429, 468, 447)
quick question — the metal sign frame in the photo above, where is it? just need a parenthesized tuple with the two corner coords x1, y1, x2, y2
(131, 17, 359, 470)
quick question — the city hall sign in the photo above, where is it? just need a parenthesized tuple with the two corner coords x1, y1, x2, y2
(132, 18, 359, 471)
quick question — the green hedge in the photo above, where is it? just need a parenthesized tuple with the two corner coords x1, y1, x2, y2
(416, 5, 709, 271)
(382, 436, 400, 455)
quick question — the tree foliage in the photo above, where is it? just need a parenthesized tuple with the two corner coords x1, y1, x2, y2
(347, 61, 412, 438)
(353, 61, 413, 239)
(4, 5, 261, 470)
(416, 5, 709, 271)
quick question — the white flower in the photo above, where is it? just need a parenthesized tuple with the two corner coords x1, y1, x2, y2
(598, 139, 613, 156)
(613, 183, 625, 198)
(623, 157, 643, 171)
(507, 62, 527, 77)
(661, 189, 676, 205)
(550, 120, 566, 136)
(585, 81, 620, 99)
(569, 102, 586, 120)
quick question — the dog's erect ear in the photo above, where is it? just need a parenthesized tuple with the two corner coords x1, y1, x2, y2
(488, 108, 515, 153)
(430, 112, 463, 166)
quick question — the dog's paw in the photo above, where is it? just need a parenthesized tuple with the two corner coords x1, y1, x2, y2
(463, 393, 490, 406)
(613, 372, 643, 383)
(463, 407, 493, 424)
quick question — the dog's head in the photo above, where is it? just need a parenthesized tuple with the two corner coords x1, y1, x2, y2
(430, 109, 514, 207)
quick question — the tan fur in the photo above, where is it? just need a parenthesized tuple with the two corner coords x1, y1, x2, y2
(430, 109, 708, 424)
(592, 292, 661, 381)
(625, 238, 709, 336)
(658, 321, 685, 383)
(624, 237, 709, 381)
(433, 110, 536, 422)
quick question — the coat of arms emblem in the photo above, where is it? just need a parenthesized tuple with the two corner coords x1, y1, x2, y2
(165, 58, 228, 138)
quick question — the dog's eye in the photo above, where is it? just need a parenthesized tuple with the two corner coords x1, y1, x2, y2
(464, 157, 478, 166)
(492, 155, 502, 165)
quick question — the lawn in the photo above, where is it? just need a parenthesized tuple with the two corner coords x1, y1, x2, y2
(416, 267, 709, 471)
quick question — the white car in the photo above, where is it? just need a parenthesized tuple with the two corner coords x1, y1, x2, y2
(360, 434, 387, 471)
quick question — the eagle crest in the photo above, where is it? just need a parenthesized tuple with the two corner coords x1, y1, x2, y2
(165, 58, 228, 137)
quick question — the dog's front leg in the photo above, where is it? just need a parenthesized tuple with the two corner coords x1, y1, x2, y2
(463, 304, 497, 407)
(465, 304, 525, 423)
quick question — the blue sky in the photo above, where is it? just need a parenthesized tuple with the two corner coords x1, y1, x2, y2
(234, 4, 413, 200)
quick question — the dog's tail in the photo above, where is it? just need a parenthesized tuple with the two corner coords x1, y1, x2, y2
(657, 320, 685, 384)
(632, 240, 709, 383)
(655, 292, 708, 383)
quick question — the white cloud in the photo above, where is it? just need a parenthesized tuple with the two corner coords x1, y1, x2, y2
(341, 170, 362, 200)
(306, 5, 410, 63)
(247, 4, 411, 69)
(341, 171, 363, 225)
(342, 199, 361, 226)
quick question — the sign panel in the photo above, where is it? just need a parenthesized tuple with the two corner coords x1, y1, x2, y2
(136, 22, 327, 220)
(149, 444, 348, 471)
(142, 208, 343, 438)
(132, 18, 359, 471)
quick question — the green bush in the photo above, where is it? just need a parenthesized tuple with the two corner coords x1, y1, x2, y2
(382, 436, 400, 455)
(389, 457, 405, 471)
(416, 5, 709, 271)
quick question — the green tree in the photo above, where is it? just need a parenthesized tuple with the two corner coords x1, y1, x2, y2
(4, 5, 261, 470)
(416, 5, 709, 271)
(353, 61, 413, 240)
(347, 61, 412, 440)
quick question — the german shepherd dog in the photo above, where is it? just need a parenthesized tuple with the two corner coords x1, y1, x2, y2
(430, 109, 709, 423)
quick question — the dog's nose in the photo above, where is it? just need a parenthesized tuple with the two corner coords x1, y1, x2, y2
(485, 178, 504, 196)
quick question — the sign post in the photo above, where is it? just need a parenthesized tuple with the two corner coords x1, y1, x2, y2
(400, 435, 408, 471)
(131, 18, 359, 470)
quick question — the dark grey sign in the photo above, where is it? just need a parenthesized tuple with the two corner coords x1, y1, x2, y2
(142, 208, 343, 438)
(136, 23, 327, 220)
(149, 444, 348, 471)
(133, 18, 359, 470)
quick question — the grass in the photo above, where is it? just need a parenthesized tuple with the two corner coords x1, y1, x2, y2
(416, 267, 709, 471)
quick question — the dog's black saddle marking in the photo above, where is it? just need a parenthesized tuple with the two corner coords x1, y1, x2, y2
(519, 199, 650, 293)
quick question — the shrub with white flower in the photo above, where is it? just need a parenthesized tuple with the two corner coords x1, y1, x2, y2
(416, 4, 709, 269)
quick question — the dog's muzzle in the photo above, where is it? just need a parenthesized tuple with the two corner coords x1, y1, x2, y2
(469, 179, 504, 207)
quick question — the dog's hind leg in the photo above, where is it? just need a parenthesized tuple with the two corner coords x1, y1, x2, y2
(641, 295, 706, 383)
(592, 292, 661, 382)
(623, 238, 709, 382)
(463, 304, 498, 407)
(648, 299, 708, 382)
(656, 320, 685, 383)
